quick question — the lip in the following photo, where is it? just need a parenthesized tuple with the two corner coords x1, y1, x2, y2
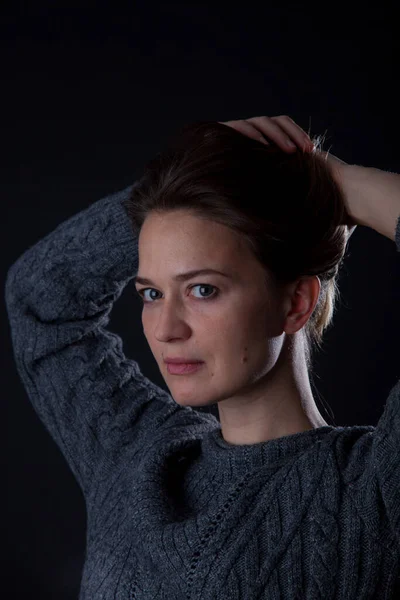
(166, 362, 205, 375)
(164, 358, 204, 364)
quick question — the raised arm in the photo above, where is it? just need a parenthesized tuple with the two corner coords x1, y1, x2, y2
(4, 185, 183, 499)
(335, 162, 400, 545)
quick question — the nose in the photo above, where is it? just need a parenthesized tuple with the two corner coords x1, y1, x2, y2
(153, 302, 191, 343)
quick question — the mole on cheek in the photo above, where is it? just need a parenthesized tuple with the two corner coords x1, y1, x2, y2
(241, 347, 248, 364)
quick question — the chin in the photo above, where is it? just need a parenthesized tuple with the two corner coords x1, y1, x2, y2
(171, 395, 215, 408)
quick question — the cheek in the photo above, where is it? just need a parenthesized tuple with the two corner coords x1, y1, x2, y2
(218, 315, 263, 369)
(232, 311, 277, 369)
(141, 313, 156, 347)
(141, 313, 149, 336)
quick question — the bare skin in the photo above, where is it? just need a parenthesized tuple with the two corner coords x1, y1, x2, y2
(135, 210, 328, 446)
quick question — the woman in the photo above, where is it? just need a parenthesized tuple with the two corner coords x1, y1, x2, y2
(5, 114, 400, 599)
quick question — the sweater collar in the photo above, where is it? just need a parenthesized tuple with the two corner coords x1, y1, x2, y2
(200, 425, 337, 478)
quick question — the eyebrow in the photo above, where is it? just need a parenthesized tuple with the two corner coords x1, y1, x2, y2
(134, 269, 231, 286)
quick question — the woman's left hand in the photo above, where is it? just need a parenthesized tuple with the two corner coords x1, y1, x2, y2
(218, 115, 358, 238)
(219, 114, 315, 153)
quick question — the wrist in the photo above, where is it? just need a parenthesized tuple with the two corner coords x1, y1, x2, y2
(342, 164, 400, 241)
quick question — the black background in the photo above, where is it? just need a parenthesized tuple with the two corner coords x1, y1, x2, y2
(2, 1, 399, 597)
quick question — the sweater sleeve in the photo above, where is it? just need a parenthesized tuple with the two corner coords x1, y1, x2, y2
(4, 184, 181, 498)
(348, 213, 400, 547)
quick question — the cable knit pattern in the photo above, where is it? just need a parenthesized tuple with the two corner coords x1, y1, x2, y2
(5, 184, 400, 599)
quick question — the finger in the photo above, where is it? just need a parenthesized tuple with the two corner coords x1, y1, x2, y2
(245, 116, 299, 151)
(248, 115, 313, 151)
(218, 120, 270, 145)
(271, 116, 314, 150)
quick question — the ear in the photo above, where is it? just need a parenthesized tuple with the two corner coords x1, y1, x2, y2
(283, 276, 321, 334)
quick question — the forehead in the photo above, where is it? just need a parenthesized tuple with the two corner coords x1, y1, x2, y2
(138, 211, 248, 264)
(137, 211, 271, 291)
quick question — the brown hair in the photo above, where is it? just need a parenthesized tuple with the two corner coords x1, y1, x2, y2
(122, 120, 351, 424)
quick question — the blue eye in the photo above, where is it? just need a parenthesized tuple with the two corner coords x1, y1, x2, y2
(137, 284, 218, 303)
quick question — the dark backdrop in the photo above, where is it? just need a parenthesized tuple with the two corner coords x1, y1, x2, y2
(2, 1, 399, 597)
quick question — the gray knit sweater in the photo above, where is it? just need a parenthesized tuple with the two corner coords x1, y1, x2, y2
(5, 184, 400, 599)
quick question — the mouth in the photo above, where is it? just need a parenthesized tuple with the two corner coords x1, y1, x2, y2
(165, 362, 205, 375)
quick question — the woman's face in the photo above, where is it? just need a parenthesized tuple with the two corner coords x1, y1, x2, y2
(134, 210, 287, 408)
